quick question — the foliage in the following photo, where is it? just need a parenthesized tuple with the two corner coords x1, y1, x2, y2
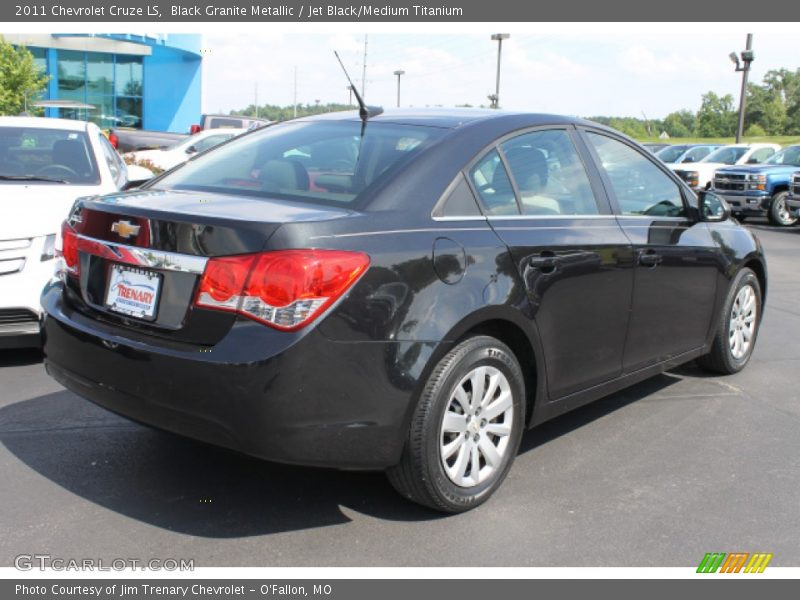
(123, 155, 163, 175)
(0, 36, 49, 116)
(744, 123, 767, 137)
(232, 102, 354, 122)
(695, 92, 737, 137)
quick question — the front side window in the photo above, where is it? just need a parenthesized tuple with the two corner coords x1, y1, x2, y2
(764, 147, 800, 166)
(500, 129, 600, 216)
(586, 131, 685, 218)
(191, 134, 234, 153)
(749, 147, 775, 163)
(704, 146, 747, 165)
(655, 145, 687, 163)
(0, 127, 99, 184)
(682, 147, 713, 162)
(154, 120, 444, 207)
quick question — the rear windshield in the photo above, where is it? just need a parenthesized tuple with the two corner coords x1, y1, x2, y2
(0, 126, 99, 184)
(153, 120, 445, 207)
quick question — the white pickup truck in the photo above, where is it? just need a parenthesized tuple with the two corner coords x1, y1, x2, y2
(671, 143, 780, 191)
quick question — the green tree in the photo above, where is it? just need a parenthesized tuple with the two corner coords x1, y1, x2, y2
(0, 37, 48, 115)
(745, 83, 786, 135)
(662, 109, 695, 137)
(695, 92, 737, 137)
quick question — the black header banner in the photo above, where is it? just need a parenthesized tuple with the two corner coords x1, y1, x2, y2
(2, 0, 800, 22)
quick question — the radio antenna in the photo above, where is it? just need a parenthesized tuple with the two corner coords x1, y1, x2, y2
(334, 51, 383, 123)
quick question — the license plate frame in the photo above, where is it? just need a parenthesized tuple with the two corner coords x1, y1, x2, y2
(105, 264, 162, 321)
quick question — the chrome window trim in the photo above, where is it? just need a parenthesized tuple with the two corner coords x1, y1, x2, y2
(76, 235, 208, 274)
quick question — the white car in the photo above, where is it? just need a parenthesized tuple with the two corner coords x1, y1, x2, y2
(671, 143, 781, 191)
(656, 144, 723, 170)
(124, 127, 247, 171)
(0, 116, 153, 348)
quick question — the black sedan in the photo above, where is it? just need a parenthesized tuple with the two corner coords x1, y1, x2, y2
(42, 109, 766, 513)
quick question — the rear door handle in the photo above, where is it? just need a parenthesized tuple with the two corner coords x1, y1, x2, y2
(528, 254, 559, 272)
(639, 251, 662, 267)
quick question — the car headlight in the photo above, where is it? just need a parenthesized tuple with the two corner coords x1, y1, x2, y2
(40, 233, 57, 262)
(748, 174, 767, 182)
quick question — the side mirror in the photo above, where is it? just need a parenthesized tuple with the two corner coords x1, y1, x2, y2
(747, 157, 760, 164)
(698, 190, 731, 222)
(186, 145, 198, 155)
(682, 157, 696, 163)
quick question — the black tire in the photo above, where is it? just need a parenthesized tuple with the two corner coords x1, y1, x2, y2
(697, 268, 762, 374)
(387, 335, 525, 513)
(735, 215, 747, 223)
(767, 191, 797, 226)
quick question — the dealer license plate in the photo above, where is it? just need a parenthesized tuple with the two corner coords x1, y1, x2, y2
(105, 264, 162, 320)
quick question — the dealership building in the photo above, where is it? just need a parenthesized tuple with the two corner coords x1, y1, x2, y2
(5, 33, 202, 133)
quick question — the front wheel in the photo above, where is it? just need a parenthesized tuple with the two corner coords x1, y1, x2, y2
(387, 335, 525, 513)
(768, 191, 797, 226)
(697, 268, 761, 374)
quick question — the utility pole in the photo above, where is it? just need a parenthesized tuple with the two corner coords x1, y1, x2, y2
(293, 66, 298, 119)
(361, 34, 368, 100)
(731, 34, 754, 143)
(393, 70, 405, 107)
(490, 33, 510, 109)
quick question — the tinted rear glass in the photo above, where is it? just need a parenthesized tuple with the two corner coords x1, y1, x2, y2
(154, 120, 445, 207)
(0, 126, 99, 184)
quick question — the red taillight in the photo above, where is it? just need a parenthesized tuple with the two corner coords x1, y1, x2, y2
(108, 132, 119, 149)
(190, 124, 202, 134)
(195, 249, 370, 331)
(60, 220, 79, 276)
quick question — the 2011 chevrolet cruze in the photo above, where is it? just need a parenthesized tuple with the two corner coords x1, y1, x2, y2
(42, 109, 766, 512)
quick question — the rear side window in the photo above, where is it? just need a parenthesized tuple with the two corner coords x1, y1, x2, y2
(586, 131, 686, 218)
(468, 149, 517, 215)
(155, 121, 444, 208)
(500, 129, 600, 216)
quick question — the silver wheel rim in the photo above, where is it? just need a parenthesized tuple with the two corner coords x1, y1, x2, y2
(729, 284, 757, 360)
(439, 365, 514, 488)
(776, 197, 797, 225)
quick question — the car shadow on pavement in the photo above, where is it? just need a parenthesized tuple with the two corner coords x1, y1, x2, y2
(0, 348, 43, 367)
(1, 371, 682, 537)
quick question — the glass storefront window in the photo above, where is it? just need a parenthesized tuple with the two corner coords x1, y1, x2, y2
(115, 97, 143, 128)
(115, 55, 143, 97)
(57, 50, 86, 101)
(87, 52, 114, 96)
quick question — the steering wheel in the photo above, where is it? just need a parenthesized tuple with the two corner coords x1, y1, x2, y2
(36, 164, 77, 178)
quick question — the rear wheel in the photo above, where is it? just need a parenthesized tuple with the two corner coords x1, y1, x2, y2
(768, 191, 797, 226)
(387, 335, 525, 513)
(697, 268, 761, 374)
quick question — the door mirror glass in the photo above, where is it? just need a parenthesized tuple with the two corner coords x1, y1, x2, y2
(186, 145, 198, 155)
(699, 190, 731, 222)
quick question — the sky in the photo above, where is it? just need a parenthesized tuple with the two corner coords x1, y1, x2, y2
(200, 28, 799, 120)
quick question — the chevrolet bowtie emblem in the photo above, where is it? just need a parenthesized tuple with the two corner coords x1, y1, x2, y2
(111, 220, 141, 239)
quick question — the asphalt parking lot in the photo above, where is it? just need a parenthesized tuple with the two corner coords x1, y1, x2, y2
(1, 220, 798, 568)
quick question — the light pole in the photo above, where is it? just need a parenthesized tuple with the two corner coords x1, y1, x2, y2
(490, 33, 510, 109)
(729, 34, 754, 143)
(393, 69, 405, 107)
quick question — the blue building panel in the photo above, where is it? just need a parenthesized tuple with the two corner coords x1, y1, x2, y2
(143, 43, 202, 132)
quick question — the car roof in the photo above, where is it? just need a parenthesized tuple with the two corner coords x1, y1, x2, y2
(0, 116, 91, 131)
(298, 108, 598, 130)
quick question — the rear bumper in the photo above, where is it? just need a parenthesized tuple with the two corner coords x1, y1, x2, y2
(42, 282, 432, 470)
